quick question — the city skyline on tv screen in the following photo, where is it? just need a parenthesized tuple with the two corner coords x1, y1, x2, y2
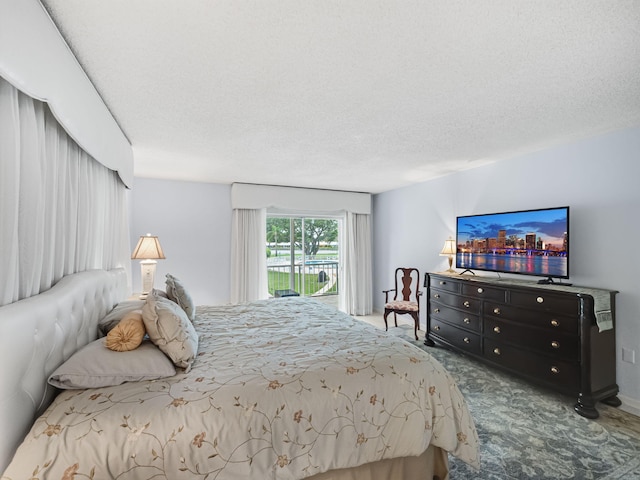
(457, 207, 568, 250)
(456, 207, 569, 277)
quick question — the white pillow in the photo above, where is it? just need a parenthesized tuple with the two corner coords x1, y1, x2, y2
(142, 291, 199, 372)
(48, 339, 176, 389)
(165, 274, 196, 320)
(98, 300, 145, 335)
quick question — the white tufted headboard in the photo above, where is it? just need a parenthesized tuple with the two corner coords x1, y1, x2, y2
(0, 268, 127, 473)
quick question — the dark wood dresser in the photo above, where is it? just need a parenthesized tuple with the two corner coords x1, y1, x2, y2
(425, 272, 619, 418)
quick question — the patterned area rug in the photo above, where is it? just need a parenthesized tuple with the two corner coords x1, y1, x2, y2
(388, 324, 640, 479)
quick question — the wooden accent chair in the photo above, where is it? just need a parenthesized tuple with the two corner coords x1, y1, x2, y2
(383, 268, 422, 340)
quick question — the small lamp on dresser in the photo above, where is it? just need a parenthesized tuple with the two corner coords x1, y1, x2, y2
(440, 237, 456, 273)
(131, 233, 165, 299)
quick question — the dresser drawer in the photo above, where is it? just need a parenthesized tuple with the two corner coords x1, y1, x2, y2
(429, 276, 460, 294)
(431, 319, 481, 355)
(509, 291, 579, 315)
(431, 301, 480, 332)
(483, 317, 579, 361)
(483, 339, 580, 392)
(430, 290, 480, 314)
(483, 302, 578, 333)
(461, 283, 506, 302)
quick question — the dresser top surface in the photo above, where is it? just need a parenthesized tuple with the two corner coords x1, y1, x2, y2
(428, 271, 617, 296)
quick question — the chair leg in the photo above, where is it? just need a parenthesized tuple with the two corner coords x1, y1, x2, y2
(394, 312, 398, 327)
(383, 310, 390, 331)
(410, 312, 419, 340)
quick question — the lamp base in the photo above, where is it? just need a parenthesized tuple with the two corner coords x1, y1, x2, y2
(446, 256, 455, 273)
(140, 260, 157, 298)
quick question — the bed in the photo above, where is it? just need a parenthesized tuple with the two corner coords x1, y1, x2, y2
(0, 269, 479, 479)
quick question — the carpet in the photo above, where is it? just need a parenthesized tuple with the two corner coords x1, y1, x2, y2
(389, 325, 640, 479)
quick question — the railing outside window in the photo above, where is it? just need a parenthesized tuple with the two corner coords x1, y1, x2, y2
(267, 259, 339, 297)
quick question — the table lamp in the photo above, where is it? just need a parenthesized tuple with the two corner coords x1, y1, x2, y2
(131, 234, 165, 298)
(440, 237, 456, 273)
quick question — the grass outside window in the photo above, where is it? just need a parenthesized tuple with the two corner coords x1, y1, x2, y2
(268, 270, 338, 297)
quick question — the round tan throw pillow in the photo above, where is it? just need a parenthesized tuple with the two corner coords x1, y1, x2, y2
(105, 311, 146, 352)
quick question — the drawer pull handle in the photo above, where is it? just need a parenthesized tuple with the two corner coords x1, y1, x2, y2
(463, 337, 470, 344)
(439, 281, 446, 285)
(551, 319, 560, 327)
(463, 301, 470, 308)
(434, 293, 440, 299)
(493, 307, 501, 315)
(477, 288, 483, 294)
(551, 366, 559, 374)
(551, 341, 560, 349)
(434, 325, 440, 331)
(493, 326, 501, 333)
(434, 308, 440, 313)
(464, 317, 471, 324)
(537, 296, 544, 304)
(493, 348, 501, 355)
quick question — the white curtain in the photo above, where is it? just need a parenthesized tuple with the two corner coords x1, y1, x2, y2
(0, 77, 130, 306)
(342, 212, 373, 315)
(230, 208, 268, 303)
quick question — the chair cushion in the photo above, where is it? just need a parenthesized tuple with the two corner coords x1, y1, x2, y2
(384, 300, 419, 312)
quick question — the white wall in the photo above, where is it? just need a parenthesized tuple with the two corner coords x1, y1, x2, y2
(129, 178, 231, 305)
(373, 126, 640, 413)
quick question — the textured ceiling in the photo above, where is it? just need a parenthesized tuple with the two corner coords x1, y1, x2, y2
(41, 0, 640, 193)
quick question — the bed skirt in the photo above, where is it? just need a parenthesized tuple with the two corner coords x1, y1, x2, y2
(307, 445, 448, 480)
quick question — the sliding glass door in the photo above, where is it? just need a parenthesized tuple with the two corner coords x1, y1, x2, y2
(266, 216, 340, 302)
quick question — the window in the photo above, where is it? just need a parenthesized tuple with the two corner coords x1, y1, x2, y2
(266, 216, 340, 301)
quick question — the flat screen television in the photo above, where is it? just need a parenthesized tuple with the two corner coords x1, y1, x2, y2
(455, 206, 570, 283)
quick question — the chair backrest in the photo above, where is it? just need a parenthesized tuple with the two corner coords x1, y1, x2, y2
(393, 267, 420, 302)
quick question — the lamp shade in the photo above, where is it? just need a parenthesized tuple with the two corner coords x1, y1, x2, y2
(439, 237, 456, 256)
(131, 234, 165, 260)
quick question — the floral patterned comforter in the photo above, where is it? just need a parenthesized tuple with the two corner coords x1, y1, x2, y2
(2, 297, 479, 479)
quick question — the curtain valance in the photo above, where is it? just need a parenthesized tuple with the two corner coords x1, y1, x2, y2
(0, 0, 133, 187)
(231, 183, 371, 214)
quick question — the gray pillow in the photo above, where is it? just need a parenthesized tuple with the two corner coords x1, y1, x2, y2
(98, 300, 145, 335)
(165, 274, 196, 320)
(142, 291, 199, 372)
(48, 339, 176, 389)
